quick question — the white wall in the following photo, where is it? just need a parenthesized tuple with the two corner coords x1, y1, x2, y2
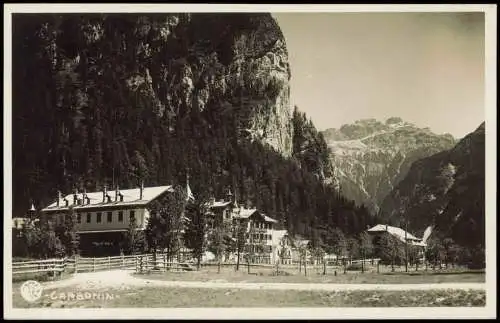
(50, 207, 148, 232)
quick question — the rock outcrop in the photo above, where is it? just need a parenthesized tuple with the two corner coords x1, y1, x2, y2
(379, 122, 485, 249)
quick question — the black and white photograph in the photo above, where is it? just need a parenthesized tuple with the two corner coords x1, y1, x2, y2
(3, 3, 496, 320)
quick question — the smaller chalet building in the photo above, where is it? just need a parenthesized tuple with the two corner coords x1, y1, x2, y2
(367, 224, 427, 263)
(367, 224, 426, 247)
(205, 191, 280, 264)
(41, 184, 175, 256)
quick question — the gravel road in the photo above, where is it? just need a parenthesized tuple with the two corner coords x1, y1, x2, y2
(40, 270, 486, 292)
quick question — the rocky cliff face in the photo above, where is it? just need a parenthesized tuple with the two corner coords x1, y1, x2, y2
(12, 13, 293, 216)
(322, 118, 456, 213)
(379, 122, 485, 249)
(15, 13, 292, 155)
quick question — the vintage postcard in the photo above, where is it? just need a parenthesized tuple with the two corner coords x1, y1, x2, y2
(3, 3, 497, 320)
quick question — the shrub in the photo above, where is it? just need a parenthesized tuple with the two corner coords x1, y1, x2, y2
(347, 263, 363, 271)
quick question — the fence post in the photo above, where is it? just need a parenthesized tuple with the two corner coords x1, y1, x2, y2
(93, 257, 96, 272)
(122, 254, 125, 269)
(108, 256, 111, 270)
(163, 253, 166, 272)
(74, 255, 78, 274)
(52, 259, 56, 280)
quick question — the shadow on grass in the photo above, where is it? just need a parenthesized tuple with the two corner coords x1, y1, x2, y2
(381, 270, 485, 277)
(12, 269, 76, 284)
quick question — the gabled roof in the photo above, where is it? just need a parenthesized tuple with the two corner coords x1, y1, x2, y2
(367, 224, 424, 245)
(235, 208, 258, 219)
(41, 185, 174, 212)
(232, 207, 278, 223)
(263, 215, 278, 223)
(207, 200, 233, 208)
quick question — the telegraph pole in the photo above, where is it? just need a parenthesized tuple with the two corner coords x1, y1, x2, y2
(405, 216, 408, 272)
(401, 197, 409, 273)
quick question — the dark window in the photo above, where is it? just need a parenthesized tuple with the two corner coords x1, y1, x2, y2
(96, 212, 102, 223)
(130, 210, 135, 222)
(118, 211, 123, 222)
(86, 213, 91, 223)
(77, 214, 81, 224)
(107, 211, 112, 222)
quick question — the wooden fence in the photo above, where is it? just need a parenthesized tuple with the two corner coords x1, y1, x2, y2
(11, 253, 195, 278)
(134, 253, 197, 273)
(11, 257, 77, 280)
(12, 254, 435, 279)
(12, 258, 68, 276)
(75, 254, 138, 273)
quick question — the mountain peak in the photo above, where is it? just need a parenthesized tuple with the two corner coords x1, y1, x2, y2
(321, 118, 457, 213)
(475, 121, 485, 133)
(385, 117, 404, 125)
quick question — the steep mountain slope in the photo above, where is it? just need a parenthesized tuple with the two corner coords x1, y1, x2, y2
(322, 118, 456, 213)
(12, 13, 371, 242)
(13, 13, 292, 215)
(379, 122, 485, 249)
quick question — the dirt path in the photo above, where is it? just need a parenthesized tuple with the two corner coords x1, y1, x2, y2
(40, 270, 486, 292)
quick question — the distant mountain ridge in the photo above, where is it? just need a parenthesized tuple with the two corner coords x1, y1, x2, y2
(379, 122, 485, 249)
(322, 118, 457, 213)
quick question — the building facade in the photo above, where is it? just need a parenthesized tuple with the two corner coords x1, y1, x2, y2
(41, 184, 175, 256)
(204, 192, 281, 264)
(367, 224, 427, 264)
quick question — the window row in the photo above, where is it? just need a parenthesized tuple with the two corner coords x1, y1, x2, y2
(55, 210, 137, 225)
(252, 222, 272, 230)
(249, 233, 272, 241)
(246, 245, 272, 253)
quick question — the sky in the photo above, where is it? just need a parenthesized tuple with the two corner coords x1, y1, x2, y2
(272, 12, 485, 139)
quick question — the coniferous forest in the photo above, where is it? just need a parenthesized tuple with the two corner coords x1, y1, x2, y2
(12, 13, 375, 249)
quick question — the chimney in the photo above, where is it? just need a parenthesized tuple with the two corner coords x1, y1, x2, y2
(57, 191, 62, 207)
(86, 196, 91, 205)
(103, 185, 107, 203)
(115, 185, 119, 202)
(385, 224, 388, 231)
(232, 186, 238, 208)
(119, 192, 124, 202)
(226, 188, 233, 203)
(64, 198, 69, 207)
(139, 181, 144, 200)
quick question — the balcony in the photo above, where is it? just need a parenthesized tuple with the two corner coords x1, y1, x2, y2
(251, 227, 268, 233)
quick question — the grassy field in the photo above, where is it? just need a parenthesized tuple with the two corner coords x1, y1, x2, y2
(13, 286, 485, 308)
(135, 265, 485, 284)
